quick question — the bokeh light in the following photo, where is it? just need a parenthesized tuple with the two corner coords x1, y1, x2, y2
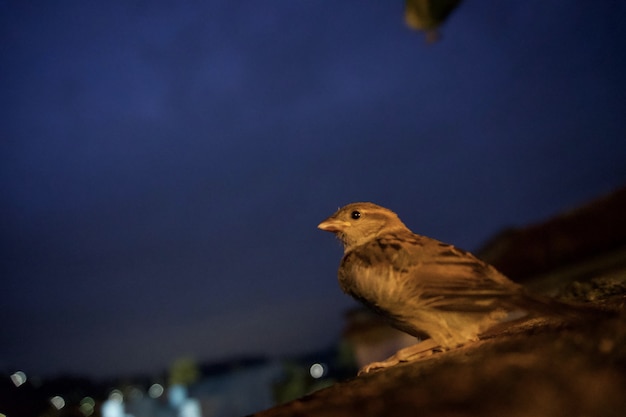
(128, 386, 143, 400)
(309, 363, 326, 379)
(50, 396, 65, 410)
(148, 383, 164, 398)
(80, 397, 95, 416)
(10, 371, 27, 387)
(109, 389, 123, 402)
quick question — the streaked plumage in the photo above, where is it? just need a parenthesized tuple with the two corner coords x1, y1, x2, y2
(318, 202, 566, 373)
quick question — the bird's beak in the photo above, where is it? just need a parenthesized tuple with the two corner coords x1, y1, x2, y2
(317, 218, 351, 232)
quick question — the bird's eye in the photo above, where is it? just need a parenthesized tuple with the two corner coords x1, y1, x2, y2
(351, 210, 361, 220)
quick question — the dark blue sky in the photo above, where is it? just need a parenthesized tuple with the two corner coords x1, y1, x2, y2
(2, 0, 625, 378)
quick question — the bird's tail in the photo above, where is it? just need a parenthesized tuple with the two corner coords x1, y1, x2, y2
(515, 290, 616, 326)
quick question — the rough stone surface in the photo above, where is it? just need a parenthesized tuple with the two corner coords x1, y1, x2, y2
(252, 292, 626, 417)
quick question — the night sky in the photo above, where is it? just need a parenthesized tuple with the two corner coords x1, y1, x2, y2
(2, 1, 625, 378)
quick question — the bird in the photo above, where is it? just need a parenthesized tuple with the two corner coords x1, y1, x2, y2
(317, 202, 590, 374)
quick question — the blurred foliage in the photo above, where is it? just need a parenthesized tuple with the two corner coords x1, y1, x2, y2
(405, 0, 463, 42)
(168, 357, 200, 387)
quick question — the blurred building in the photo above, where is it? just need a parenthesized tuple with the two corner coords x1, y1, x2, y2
(190, 358, 282, 417)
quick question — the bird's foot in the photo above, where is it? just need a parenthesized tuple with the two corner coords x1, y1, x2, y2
(358, 339, 442, 375)
(358, 357, 403, 375)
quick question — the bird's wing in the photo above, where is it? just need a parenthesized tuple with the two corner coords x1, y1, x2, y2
(342, 232, 524, 314)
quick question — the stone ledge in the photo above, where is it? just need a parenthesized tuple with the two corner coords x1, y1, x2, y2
(252, 294, 626, 417)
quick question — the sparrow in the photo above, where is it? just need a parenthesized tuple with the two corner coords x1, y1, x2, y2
(317, 202, 581, 373)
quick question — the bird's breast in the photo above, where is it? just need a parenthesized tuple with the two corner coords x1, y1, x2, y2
(338, 249, 417, 314)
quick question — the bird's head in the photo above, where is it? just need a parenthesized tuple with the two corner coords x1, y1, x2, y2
(317, 202, 408, 251)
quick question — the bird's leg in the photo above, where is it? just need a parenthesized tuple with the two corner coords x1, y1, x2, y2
(358, 338, 442, 375)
